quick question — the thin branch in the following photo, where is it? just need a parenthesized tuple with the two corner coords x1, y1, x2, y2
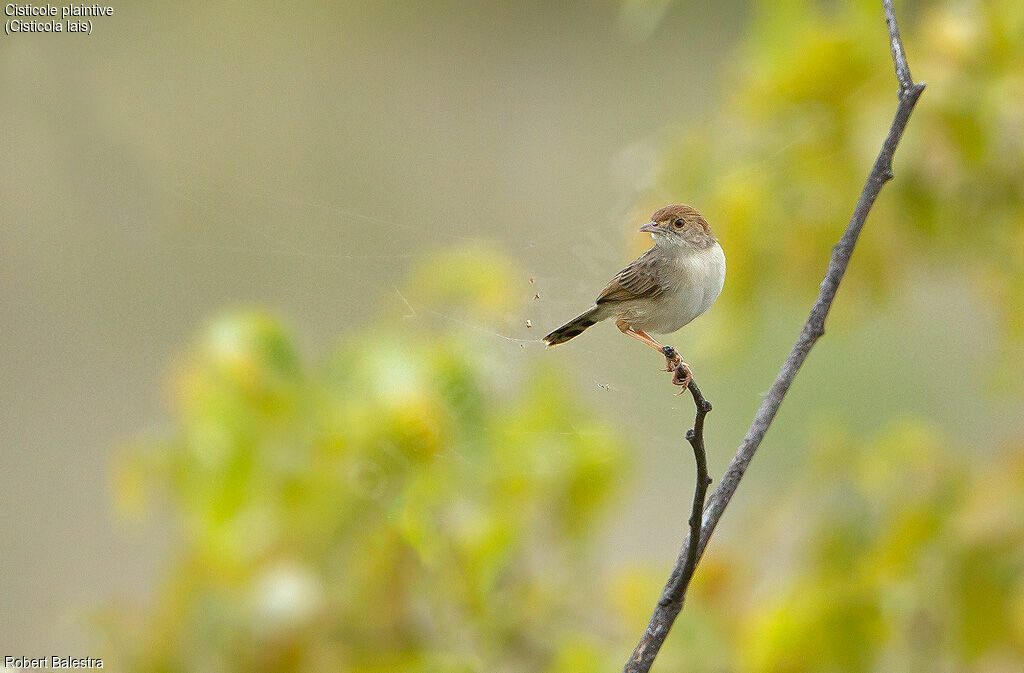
(674, 378, 712, 603)
(658, 348, 713, 606)
(623, 2, 925, 671)
(884, 0, 915, 94)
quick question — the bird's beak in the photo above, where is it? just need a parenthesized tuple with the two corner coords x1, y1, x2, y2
(639, 221, 660, 233)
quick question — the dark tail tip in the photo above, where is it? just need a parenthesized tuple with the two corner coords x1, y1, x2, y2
(543, 316, 597, 346)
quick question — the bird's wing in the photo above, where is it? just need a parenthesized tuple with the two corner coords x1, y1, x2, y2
(595, 248, 666, 304)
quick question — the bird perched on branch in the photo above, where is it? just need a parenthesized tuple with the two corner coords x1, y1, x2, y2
(544, 204, 725, 390)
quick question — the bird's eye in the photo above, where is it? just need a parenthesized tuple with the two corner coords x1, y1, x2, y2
(673, 219, 684, 228)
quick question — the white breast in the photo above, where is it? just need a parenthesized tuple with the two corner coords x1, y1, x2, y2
(687, 242, 727, 319)
(626, 242, 726, 335)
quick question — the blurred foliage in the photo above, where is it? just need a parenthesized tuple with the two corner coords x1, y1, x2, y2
(403, 246, 522, 322)
(103, 0, 1024, 670)
(104, 256, 1024, 672)
(653, 0, 1024, 384)
(647, 421, 1024, 672)
(106, 299, 628, 672)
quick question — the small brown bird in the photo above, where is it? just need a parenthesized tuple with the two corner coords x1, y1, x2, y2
(544, 204, 725, 388)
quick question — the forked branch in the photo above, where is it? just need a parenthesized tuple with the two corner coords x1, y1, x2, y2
(623, 2, 925, 671)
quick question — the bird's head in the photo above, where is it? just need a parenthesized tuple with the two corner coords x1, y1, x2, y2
(639, 204, 716, 249)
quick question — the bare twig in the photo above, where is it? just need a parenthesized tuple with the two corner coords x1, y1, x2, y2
(673, 378, 712, 603)
(623, 3, 925, 671)
(658, 348, 713, 606)
(884, 0, 915, 94)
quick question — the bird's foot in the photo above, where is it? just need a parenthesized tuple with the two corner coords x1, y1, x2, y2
(672, 362, 693, 394)
(661, 346, 692, 393)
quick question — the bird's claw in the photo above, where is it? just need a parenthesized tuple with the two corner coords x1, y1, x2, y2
(660, 345, 692, 393)
(672, 362, 693, 393)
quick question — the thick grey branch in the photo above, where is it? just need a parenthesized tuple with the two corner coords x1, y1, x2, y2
(623, 3, 925, 671)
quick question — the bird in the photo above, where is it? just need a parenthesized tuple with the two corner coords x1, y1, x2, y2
(543, 204, 725, 389)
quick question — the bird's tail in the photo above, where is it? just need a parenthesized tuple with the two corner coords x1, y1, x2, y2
(543, 306, 606, 346)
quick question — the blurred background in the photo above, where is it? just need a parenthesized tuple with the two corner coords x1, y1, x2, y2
(2, 0, 1022, 671)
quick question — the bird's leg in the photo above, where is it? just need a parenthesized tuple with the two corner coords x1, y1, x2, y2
(616, 318, 666, 352)
(616, 320, 693, 392)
